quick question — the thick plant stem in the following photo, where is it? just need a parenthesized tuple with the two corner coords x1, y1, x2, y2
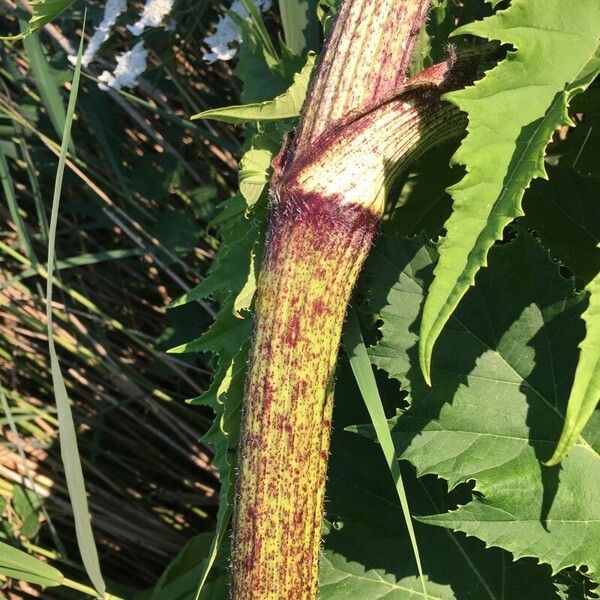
(230, 0, 478, 597)
(232, 194, 379, 599)
(231, 90, 465, 599)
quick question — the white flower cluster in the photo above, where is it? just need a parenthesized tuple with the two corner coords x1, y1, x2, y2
(80, 0, 127, 67)
(98, 41, 148, 91)
(202, 0, 272, 64)
(77, 0, 175, 91)
(127, 0, 175, 36)
(75, 0, 271, 92)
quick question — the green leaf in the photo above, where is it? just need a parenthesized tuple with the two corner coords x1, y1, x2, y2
(385, 140, 460, 238)
(321, 364, 557, 600)
(0, 541, 64, 588)
(191, 53, 315, 123)
(28, 0, 75, 33)
(547, 268, 600, 465)
(168, 200, 266, 598)
(232, 241, 260, 317)
(138, 533, 228, 600)
(364, 232, 599, 580)
(234, 18, 286, 104)
(279, 0, 319, 55)
(21, 511, 42, 540)
(170, 303, 253, 357)
(3, 0, 76, 39)
(150, 210, 199, 262)
(13, 485, 42, 513)
(168, 204, 262, 311)
(419, 0, 600, 383)
(239, 131, 280, 208)
(239, 0, 279, 65)
(189, 344, 249, 600)
(558, 86, 600, 178)
(522, 166, 600, 287)
(553, 569, 597, 600)
(316, 0, 337, 36)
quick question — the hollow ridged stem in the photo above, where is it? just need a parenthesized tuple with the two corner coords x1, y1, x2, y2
(295, 0, 431, 154)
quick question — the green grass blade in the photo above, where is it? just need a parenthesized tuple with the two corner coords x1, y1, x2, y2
(278, 0, 319, 55)
(84, 88, 132, 199)
(343, 309, 428, 599)
(240, 0, 279, 62)
(19, 21, 69, 148)
(44, 14, 106, 597)
(547, 268, 600, 465)
(4, 248, 147, 288)
(20, 138, 50, 242)
(0, 148, 37, 264)
(0, 540, 64, 588)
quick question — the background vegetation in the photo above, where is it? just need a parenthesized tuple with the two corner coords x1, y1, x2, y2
(0, 0, 238, 595)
